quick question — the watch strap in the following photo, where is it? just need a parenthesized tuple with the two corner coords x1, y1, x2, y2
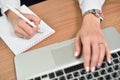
(83, 9, 104, 22)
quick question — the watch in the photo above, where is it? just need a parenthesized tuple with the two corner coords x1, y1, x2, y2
(83, 9, 104, 22)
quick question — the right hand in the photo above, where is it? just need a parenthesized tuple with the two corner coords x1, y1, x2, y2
(6, 10, 41, 39)
(75, 13, 111, 72)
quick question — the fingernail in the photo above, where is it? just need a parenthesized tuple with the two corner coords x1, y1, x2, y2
(74, 51, 79, 57)
(85, 67, 89, 72)
(91, 67, 95, 72)
(97, 63, 101, 68)
(108, 59, 111, 64)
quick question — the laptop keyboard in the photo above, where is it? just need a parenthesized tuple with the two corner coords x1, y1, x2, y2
(29, 50, 120, 80)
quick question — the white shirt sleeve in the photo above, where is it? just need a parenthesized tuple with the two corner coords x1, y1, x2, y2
(78, 0, 105, 15)
(0, 0, 20, 16)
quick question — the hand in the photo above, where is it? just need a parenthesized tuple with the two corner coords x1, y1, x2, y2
(6, 10, 40, 39)
(75, 14, 111, 72)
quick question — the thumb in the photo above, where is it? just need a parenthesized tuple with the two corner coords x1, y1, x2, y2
(75, 35, 82, 58)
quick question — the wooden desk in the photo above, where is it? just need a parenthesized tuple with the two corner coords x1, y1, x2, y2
(0, 0, 120, 80)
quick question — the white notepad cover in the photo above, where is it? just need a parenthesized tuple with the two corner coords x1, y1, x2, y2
(0, 5, 55, 55)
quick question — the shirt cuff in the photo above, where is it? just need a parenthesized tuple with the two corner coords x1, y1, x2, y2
(0, 0, 20, 16)
(78, 0, 105, 15)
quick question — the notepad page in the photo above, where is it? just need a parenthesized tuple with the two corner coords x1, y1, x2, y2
(0, 5, 55, 55)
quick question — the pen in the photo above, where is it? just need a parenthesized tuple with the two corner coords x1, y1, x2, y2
(6, 5, 37, 28)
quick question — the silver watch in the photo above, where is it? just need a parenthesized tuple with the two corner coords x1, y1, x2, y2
(83, 9, 104, 22)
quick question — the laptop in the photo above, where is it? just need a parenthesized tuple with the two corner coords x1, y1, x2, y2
(15, 27, 120, 80)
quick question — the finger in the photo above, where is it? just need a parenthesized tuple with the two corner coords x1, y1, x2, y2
(14, 26, 31, 39)
(82, 40, 91, 72)
(75, 35, 82, 58)
(25, 14, 41, 26)
(90, 43, 99, 72)
(18, 20, 37, 37)
(97, 43, 105, 68)
(16, 33, 24, 38)
(105, 43, 111, 64)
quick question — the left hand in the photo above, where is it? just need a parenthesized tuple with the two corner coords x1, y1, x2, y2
(75, 13, 111, 72)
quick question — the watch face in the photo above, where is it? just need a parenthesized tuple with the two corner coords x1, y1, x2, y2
(96, 9, 103, 15)
(95, 9, 104, 21)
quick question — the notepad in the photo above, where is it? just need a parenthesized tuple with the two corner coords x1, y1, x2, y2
(0, 5, 55, 55)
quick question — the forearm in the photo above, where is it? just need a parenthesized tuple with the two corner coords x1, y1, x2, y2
(78, 0, 105, 15)
(5, 10, 19, 25)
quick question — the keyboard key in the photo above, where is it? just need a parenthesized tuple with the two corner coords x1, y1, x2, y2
(66, 73, 73, 79)
(64, 63, 83, 74)
(111, 72, 119, 78)
(35, 77, 41, 80)
(113, 58, 120, 64)
(101, 62, 107, 68)
(80, 69, 87, 75)
(73, 71, 80, 77)
(97, 77, 104, 80)
(55, 70, 64, 76)
(111, 53, 118, 58)
(86, 73, 93, 79)
(41, 74, 47, 78)
(105, 74, 112, 80)
(113, 64, 120, 71)
(59, 76, 66, 80)
(93, 71, 100, 77)
(118, 70, 120, 75)
(106, 67, 113, 73)
(100, 69, 107, 75)
(48, 72, 55, 79)
(79, 76, 86, 80)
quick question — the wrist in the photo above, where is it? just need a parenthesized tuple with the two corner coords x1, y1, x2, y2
(5, 10, 19, 21)
(82, 13, 101, 28)
(83, 13, 100, 24)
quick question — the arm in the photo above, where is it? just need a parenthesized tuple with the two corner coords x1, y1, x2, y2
(0, 0, 40, 39)
(76, 0, 111, 72)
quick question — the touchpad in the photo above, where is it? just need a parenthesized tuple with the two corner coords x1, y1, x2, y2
(51, 43, 76, 66)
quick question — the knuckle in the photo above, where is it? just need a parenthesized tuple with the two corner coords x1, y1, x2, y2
(30, 30, 35, 35)
(14, 27, 19, 33)
(29, 31, 36, 37)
